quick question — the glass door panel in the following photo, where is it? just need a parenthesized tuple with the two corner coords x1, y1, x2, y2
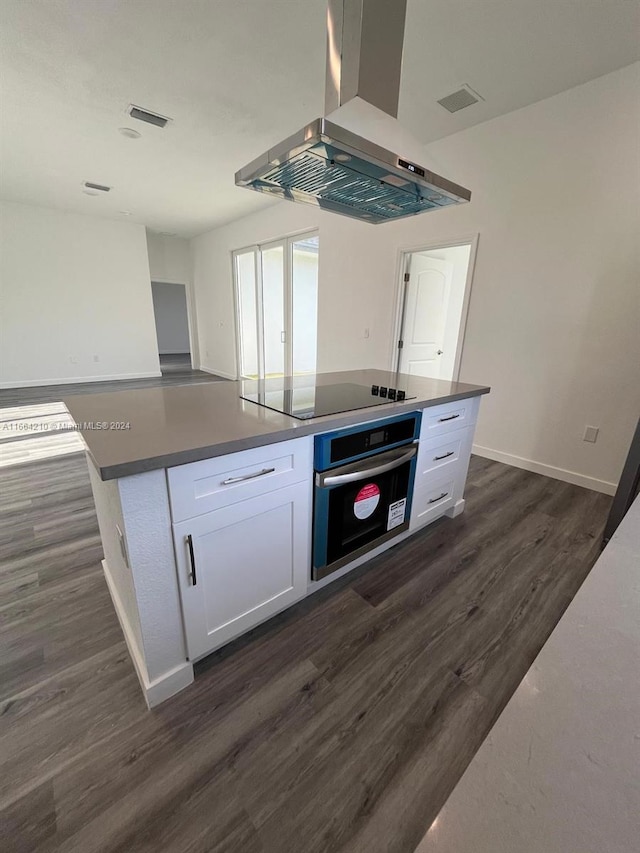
(234, 232, 319, 380)
(261, 244, 285, 377)
(235, 250, 259, 379)
(291, 235, 319, 376)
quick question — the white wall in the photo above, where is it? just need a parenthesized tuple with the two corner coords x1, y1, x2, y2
(151, 282, 191, 354)
(146, 232, 191, 284)
(191, 63, 639, 492)
(0, 201, 160, 386)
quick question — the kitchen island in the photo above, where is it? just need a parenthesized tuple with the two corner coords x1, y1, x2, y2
(66, 369, 489, 707)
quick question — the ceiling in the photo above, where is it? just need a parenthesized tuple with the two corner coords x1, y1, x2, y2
(1, 0, 638, 238)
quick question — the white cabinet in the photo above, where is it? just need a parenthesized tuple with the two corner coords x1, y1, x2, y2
(173, 480, 311, 659)
(167, 437, 310, 522)
(169, 438, 313, 660)
(410, 398, 478, 531)
(420, 396, 480, 438)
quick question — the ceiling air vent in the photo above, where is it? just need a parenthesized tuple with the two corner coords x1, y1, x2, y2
(128, 104, 171, 128)
(437, 84, 484, 114)
(83, 181, 111, 192)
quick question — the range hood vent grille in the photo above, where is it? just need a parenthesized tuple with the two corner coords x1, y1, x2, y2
(255, 149, 452, 221)
(236, 119, 468, 225)
(235, 0, 472, 223)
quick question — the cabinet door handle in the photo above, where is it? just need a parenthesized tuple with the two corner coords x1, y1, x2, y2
(221, 467, 275, 485)
(428, 492, 448, 504)
(434, 451, 455, 460)
(438, 413, 460, 422)
(186, 534, 197, 586)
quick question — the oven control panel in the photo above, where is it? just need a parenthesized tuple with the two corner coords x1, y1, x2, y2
(314, 411, 421, 471)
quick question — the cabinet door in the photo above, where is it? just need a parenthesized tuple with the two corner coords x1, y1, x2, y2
(173, 481, 311, 660)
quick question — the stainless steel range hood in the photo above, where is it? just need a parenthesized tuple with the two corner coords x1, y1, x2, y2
(235, 0, 471, 224)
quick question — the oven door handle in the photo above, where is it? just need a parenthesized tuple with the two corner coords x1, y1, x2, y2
(317, 445, 418, 488)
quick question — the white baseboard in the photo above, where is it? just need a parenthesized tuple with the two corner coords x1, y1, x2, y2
(145, 662, 195, 709)
(0, 371, 162, 389)
(102, 559, 193, 709)
(198, 366, 236, 380)
(447, 499, 466, 518)
(472, 444, 617, 496)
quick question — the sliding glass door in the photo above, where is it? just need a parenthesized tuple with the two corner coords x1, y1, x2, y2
(234, 232, 319, 379)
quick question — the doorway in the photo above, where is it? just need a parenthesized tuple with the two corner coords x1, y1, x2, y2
(234, 232, 319, 380)
(395, 237, 477, 381)
(151, 281, 192, 375)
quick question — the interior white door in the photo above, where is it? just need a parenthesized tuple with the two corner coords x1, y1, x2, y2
(399, 254, 453, 380)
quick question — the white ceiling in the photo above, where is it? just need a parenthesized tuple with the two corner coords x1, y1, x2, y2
(1, 0, 638, 237)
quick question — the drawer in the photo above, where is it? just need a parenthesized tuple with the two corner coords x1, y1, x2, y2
(168, 436, 313, 522)
(410, 475, 456, 530)
(420, 396, 479, 439)
(415, 426, 473, 479)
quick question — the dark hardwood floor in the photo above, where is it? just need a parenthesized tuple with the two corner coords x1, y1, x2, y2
(0, 399, 611, 853)
(159, 352, 193, 374)
(0, 360, 226, 408)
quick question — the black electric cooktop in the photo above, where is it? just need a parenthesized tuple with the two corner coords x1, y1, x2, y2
(240, 381, 416, 421)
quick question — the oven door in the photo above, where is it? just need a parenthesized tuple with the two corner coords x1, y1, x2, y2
(313, 444, 418, 579)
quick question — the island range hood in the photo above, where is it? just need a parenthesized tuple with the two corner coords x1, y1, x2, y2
(235, 0, 471, 224)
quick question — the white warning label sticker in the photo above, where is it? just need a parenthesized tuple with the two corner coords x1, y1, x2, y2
(387, 498, 406, 530)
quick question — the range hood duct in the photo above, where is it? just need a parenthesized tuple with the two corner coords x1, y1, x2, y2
(235, 0, 471, 224)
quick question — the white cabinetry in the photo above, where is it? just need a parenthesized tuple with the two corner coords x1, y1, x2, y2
(169, 437, 312, 660)
(411, 397, 479, 530)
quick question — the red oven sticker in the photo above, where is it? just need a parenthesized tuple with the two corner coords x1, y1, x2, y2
(353, 483, 381, 519)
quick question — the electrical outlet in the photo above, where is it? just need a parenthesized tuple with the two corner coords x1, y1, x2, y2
(583, 425, 599, 443)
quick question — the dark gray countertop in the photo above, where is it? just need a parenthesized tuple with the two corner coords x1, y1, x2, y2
(65, 369, 490, 480)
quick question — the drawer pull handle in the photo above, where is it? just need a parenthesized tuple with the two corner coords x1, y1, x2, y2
(438, 414, 460, 422)
(428, 492, 448, 504)
(186, 534, 197, 586)
(434, 451, 455, 461)
(221, 467, 275, 485)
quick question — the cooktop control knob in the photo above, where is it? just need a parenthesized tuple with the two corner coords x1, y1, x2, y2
(388, 388, 397, 400)
(397, 390, 406, 401)
(371, 384, 379, 395)
(379, 387, 388, 398)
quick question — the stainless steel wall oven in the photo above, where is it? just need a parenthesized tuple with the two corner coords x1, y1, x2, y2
(312, 412, 421, 580)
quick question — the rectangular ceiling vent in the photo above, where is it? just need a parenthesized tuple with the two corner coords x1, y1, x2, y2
(437, 84, 484, 114)
(83, 181, 111, 192)
(128, 104, 171, 128)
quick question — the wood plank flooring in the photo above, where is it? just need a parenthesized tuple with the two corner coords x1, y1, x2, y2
(159, 353, 193, 374)
(0, 401, 611, 853)
(0, 362, 226, 408)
